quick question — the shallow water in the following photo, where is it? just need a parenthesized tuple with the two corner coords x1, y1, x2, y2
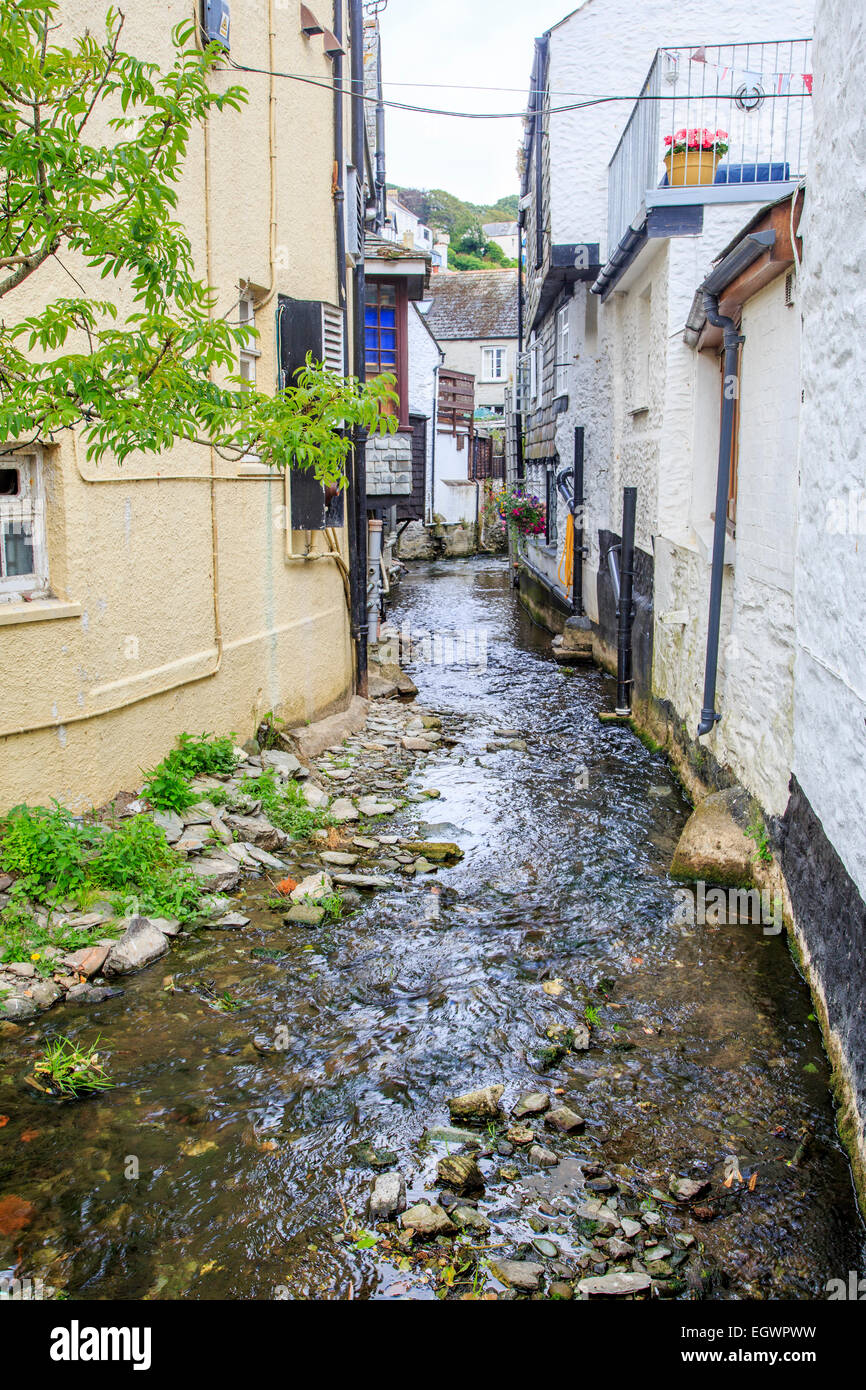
(0, 556, 862, 1300)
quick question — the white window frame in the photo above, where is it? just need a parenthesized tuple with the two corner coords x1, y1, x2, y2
(481, 345, 507, 383)
(529, 335, 541, 403)
(555, 303, 570, 397)
(0, 452, 49, 598)
(238, 291, 260, 390)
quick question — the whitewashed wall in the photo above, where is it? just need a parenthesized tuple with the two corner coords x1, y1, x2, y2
(547, 0, 814, 259)
(653, 272, 800, 814)
(794, 0, 866, 896)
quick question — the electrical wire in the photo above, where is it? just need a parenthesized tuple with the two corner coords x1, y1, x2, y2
(225, 58, 809, 120)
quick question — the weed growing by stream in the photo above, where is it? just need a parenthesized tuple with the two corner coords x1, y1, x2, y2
(242, 770, 333, 841)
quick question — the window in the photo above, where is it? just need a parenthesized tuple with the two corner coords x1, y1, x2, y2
(0, 455, 48, 597)
(238, 293, 259, 390)
(529, 335, 541, 403)
(481, 346, 507, 382)
(365, 279, 408, 425)
(555, 303, 570, 397)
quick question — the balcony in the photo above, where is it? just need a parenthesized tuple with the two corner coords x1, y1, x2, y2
(603, 40, 812, 278)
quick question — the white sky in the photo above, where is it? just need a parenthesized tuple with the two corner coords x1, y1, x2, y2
(377, 0, 578, 205)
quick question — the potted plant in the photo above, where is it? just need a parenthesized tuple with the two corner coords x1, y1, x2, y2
(663, 128, 729, 186)
(497, 486, 546, 537)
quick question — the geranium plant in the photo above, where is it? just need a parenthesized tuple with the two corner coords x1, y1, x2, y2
(664, 127, 729, 155)
(497, 486, 546, 537)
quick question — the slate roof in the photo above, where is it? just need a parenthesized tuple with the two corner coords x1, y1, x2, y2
(422, 270, 519, 341)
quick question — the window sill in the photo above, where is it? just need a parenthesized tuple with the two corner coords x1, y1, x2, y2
(0, 598, 83, 627)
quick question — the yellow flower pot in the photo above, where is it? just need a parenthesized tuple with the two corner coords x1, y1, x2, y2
(664, 149, 722, 187)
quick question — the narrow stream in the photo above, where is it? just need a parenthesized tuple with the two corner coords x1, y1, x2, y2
(0, 556, 862, 1300)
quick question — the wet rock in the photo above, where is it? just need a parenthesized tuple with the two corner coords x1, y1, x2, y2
(532, 1237, 559, 1258)
(401, 736, 435, 752)
(319, 852, 359, 867)
(2, 994, 43, 1020)
(578, 1270, 651, 1297)
(670, 786, 758, 888)
(204, 911, 250, 930)
(670, 1176, 711, 1203)
(674, 1232, 696, 1248)
(506, 1125, 535, 1147)
(423, 1125, 481, 1147)
(486, 738, 528, 753)
(448, 1084, 504, 1122)
(332, 873, 392, 890)
(290, 872, 332, 903)
(529, 1143, 559, 1168)
(369, 1171, 407, 1221)
(400, 1203, 455, 1239)
(437, 1154, 484, 1194)
(330, 798, 359, 823)
(549, 1280, 573, 1300)
(545, 1106, 585, 1134)
(286, 904, 325, 926)
(512, 1091, 550, 1119)
(645, 1244, 672, 1263)
(451, 1205, 490, 1234)
(352, 836, 379, 850)
(620, 1218, 642, 1240)
(489, 1258, 544, 1292)
(606, 1237, 636, 1259)
(103, 917, 170, 977)
(399, 840, 463, 863)
(65, 983, 123, 1004)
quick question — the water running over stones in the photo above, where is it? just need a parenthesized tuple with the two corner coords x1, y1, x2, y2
(0, 556, 863, 1301)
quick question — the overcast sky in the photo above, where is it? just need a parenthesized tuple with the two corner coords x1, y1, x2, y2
(378, 0, 578, 205)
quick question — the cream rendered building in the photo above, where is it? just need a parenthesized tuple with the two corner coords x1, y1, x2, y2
(0, 0, 362, 811)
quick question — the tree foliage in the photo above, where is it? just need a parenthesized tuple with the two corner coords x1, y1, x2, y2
(0, 1, 394, 485)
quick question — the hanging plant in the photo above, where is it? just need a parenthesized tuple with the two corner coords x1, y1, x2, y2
(497, 486, 546, 537)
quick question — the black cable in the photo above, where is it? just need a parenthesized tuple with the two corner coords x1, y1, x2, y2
(225, 58, 809, 120)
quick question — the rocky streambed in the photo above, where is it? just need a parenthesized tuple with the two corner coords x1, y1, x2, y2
(0, 555, 863, 1301)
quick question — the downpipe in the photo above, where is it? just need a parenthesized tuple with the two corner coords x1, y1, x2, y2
(616, 487, 636, 715)
(349, 0, 368, 695)
(697, 291, 743, 737)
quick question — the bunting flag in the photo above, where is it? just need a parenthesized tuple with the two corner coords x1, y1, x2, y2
(682, 49, 813, 95)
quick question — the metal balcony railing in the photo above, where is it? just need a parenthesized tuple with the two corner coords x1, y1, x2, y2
(607, 39, 812, 255)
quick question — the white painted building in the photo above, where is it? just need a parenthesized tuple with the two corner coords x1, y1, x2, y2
(517, 1, 812, 764)
(780, 0, 866, 1199)
(482, 221, 520, 261)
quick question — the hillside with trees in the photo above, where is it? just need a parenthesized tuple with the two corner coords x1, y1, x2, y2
(389, 186, 519, 270)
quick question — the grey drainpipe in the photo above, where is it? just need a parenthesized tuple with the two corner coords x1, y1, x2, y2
(350, 0, 368, 695)
(697, 292, 742, 736)
(695, 229, 773, 736)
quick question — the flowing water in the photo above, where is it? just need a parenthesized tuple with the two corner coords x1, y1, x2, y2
(1, 556, 863, 1300)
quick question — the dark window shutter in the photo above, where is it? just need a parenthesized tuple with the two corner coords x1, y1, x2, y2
(278, 295, 344, 529)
